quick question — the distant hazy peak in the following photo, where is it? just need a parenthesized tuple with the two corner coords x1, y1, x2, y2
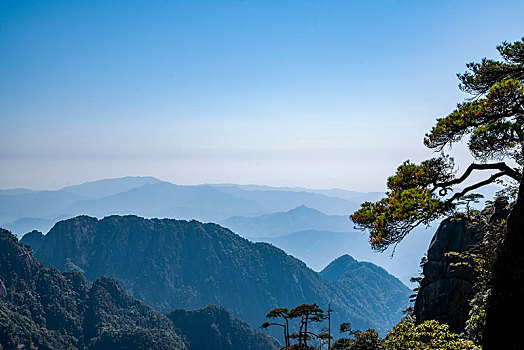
(0, 188, 38, 196)
(277, 205, 323, 216)
(290, 204, 313, 211)
(58, 176, 163, 199)
(333, 254, 358, 264)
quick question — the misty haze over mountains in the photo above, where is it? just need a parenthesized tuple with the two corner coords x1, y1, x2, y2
(0, 176, 434, 285)
(0, 176, 499, 286)
(0, 176, 368, 233)
(0, 175, 504, 347)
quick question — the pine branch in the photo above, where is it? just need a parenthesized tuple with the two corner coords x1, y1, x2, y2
(432, 162, 520, 194)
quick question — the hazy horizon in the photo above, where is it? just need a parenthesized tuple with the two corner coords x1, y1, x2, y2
(2, 0, 523, 191)
(0, 175, 381, 193)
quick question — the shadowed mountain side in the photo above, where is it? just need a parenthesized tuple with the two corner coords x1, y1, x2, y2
(20, 230, 45, 251)
(0, 228, 280, 350)
(168, 305, 280, 350)
(221, 205, 353, 238)
(252, 227, 434, 286)
(0, 228, 188, 349)
(33, 215, 408, 334)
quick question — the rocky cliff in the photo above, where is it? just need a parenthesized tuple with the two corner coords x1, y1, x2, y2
(20, 229, 45, 251)
(414, 217, 484, 333)
(485, 187, 524, 349)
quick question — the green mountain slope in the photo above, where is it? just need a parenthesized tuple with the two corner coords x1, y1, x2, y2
(0, 228, 188, 349)
(33, 215, 410, 334)
(321, 255, 412, 327)
(1, 228, 279, 350)
(168, 305, 280, 350)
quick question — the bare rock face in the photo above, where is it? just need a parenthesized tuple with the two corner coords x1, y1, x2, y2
(414, 218, 484, 333)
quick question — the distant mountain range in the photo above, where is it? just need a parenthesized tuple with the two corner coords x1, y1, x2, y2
(1, 177, 367, 236)
(0, 176, 439, 285)
(1, 228, 278, 350)
(251, 225, 434, 286)
(26, 215, 411, 336)
(220, 205, 353, 238)
(220, 205, 434, 285)
(253, 230, 373, 271)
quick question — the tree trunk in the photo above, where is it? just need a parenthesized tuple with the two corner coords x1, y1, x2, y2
(285, 318, 290, 348)
(484, 176, 524, 349)
(304, 314, 309, 346)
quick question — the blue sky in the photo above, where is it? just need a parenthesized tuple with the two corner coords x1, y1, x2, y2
(1, 0, 523, 191)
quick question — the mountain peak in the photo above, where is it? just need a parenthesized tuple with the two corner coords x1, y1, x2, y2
(292, 204, 313, 210)
(20, 230, 45, 252)
(320, 254, 358, 282)
(287, 205, 322, 215)
(59, 176, 163, 199)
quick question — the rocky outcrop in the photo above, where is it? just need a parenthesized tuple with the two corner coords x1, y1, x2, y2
(414, 217, 484, 333)
(20, 230, 45, 252)
(484, 185, 524, 349)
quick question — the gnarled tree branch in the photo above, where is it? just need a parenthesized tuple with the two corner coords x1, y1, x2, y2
(431, 162, 520, 194)
(447, 171, 507, 202)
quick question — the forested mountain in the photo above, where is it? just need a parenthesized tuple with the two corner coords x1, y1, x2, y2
(29, 215, 410, 335)
(19, 230, 45, 251)
(168, 305, 280, 350)
(0, 228, 280, 350)
(0, 228, 188, 349)
(320, 255, 412, 327)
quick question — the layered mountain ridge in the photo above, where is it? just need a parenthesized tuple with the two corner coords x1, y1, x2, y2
(28, 215, 410, 335)
(0, 177, 362, 235)
(0, 228, 279, 350)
